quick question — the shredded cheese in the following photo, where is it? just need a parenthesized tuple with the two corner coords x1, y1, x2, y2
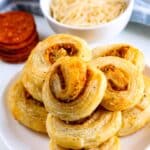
(50, 0, 127, 27)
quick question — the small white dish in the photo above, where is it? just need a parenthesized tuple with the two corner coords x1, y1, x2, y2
(40, 0, 134, 42)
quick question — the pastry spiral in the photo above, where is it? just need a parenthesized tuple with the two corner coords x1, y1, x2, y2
(22, 34, 91, 101)
(90, 56, 144, 111)
(92, 43, 144, 72)
(118, 76, 150, 136)
(46, 107, 122, 149)
(7, 79, 47, 133)
(97, 136, 120, 150)
(43, 56, 107, 121)
(49, 136, 120, 150)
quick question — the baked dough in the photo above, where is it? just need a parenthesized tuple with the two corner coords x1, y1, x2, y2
(49, 136, 120, 150)
(22, 34, 91, 101)
(90, 56, 144, 111)
(46, 107, 122, 149)
(7, 78, 47, 133)
(43, 56, 107, 121)
(92, 43, 144, 72)
(118, 76, 150, 136)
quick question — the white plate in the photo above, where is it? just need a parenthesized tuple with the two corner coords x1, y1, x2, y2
(0, 67, 150, 150)
(0, 16, 150, 150)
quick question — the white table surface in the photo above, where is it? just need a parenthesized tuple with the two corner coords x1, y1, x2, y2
(0, 16, 150, 150)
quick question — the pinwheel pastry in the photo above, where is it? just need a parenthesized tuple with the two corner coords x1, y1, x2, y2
(7, 78, 47, 133)
(90, 56, 144, 111)
(118, 76, 150, 136)
(46, 107, 122, 149)
(92, 43, 144, 72)
(43, 56, 107, 121)
(22, 34, 91, 101)
(49, 136, 120, 150)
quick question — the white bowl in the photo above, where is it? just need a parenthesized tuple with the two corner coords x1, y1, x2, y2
(40, 0, 134, 42)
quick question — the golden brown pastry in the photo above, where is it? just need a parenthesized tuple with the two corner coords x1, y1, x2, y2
(43, 56, 107, 121)
(49, 136, 120, 150)
(92, 43, 144, 72)
(7, 78, 47, 133)
(22, 34, 91, 101)
(97, 136, 120, 150)
(90, 56, 144, 111)
(46, 107, 122, 149)
(118, 76, 150, 136)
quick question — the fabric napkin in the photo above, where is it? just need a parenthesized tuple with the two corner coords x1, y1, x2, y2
(0, 0, 150, 26)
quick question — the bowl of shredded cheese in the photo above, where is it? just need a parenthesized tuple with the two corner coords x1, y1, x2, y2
(40, 0, 134, 42)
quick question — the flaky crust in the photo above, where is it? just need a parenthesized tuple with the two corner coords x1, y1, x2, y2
(92, 43, 144, 72)
(49, 136, 120, 150)
(43, 56, 107, 121)
(118, 76, 150, 136)
(46, 107, 122, 149)
(90, 56, 144, 111)
(7, 78, 47, 133)
(22, 34, 91, 101)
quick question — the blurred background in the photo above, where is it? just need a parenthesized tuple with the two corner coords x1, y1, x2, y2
(0, 0, 150, 26)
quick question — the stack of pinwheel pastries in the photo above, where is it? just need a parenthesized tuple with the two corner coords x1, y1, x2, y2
(7, 34, 150, 150)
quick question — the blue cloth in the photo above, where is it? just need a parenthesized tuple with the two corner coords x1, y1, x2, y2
(0, 0, 150, 26)
(132, 0, 150, 25)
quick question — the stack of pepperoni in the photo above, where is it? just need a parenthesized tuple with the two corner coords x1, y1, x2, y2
(0, 11, 39, 63)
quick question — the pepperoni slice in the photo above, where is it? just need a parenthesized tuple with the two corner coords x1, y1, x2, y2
(0, 37, 38, 63)
(0, 33, 38, 53)
(0, 11, 35, 44)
